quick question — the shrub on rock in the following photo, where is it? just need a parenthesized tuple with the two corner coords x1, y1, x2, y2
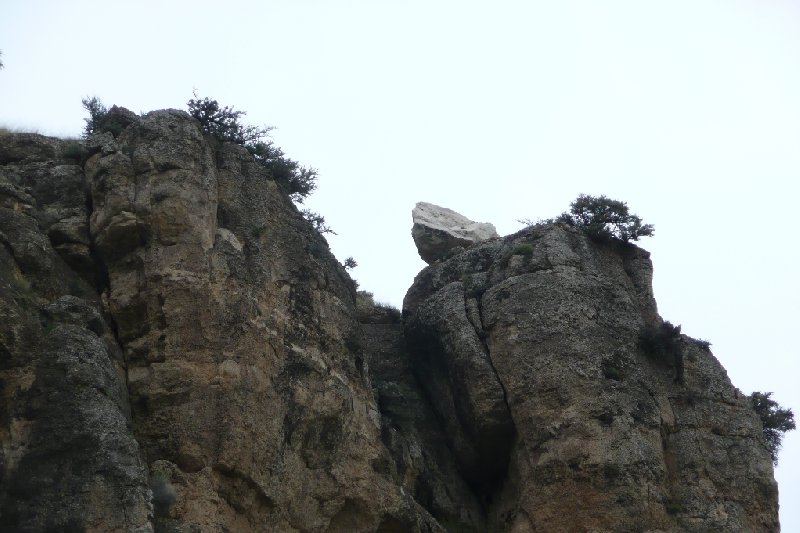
(561, 194, 654, 242)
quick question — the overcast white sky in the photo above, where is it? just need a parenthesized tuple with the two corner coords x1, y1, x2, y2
(2, 0, 798, 528)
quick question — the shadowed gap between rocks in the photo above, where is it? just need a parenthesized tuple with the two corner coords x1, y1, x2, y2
(401, 280, 516, 513)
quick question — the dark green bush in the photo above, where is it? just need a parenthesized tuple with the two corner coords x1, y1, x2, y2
(187, 94, 267, 145)
(513, 243, 534, 257)
(343, 257, 357, 270)
(602, 463, 621, 480)
(62, 142, 83, 162)
(560, 194, 654, 242)
(187, 94, 320, 210)
(639, 321, 684, 382)
(344, 330, 362, 354)
(601, 361, 624, 381)
(356, 290, 375, 311)
(749, 391, 795, 465)
(81, 96, 108, 137)
(81, 97, 130, 138)
(248, 141, 317, 203)
(300, 209, 335, 235)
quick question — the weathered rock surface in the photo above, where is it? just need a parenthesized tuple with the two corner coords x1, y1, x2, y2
(81, 110, 441, 532)
(0, 118, 442, 532)
(0, 135, 151, 532)
(359, 304, 485, 531)
(411, 202, 498, 264)
(0, 117, 782, 532)
(404, 222, 779, 532)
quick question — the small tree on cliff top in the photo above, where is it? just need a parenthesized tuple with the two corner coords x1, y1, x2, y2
(186, 93, 267, 145)
(81, 96, 108, 137)
(750, 391, 795, 465)
(186, 94, 318, 204)
(561, 194, 654, 242)
(186, 94, 327, 230)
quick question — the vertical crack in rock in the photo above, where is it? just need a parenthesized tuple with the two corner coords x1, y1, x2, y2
(406, 220, 779, 531)
(404, 281, 515, 501)
(465, 288, 514, 436)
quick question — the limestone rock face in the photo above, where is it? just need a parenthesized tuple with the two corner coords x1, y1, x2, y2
(0, 117, 442, 532)
(81, 110, 440, 532)
(0, 137, 151, 532)
(411, 202, 498, 264)
(403, 223, 779, 532)
(0, 117, 782, 532)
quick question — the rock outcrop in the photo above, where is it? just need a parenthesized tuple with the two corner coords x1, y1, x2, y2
(411, 202, 498, 264)
(0, 113, 781, 532)
(403, 223, 779, 532)
(0, 133, 151, 532)
(0, 113, 441, 532)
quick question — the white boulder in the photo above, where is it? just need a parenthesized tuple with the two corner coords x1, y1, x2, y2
(412, 202, 499, 264)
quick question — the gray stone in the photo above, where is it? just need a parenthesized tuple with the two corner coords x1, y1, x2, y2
(402, 222, 778, 532)
(0, 114, 782, 532)
(412, 201, 499, 264)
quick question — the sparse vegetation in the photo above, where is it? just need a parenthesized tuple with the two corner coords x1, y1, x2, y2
(513, 243, 534, 257)
(639, 321, 684, 382)
(186, 94, 328, 233)
(355, 290, 401, 323)
(562, 194, 654, 242)
(248, 141, 318, 204)
(187, 93, 267, 145)
(693, 338, 712, 351)
(356, 290, 376, 310)
(62, 142, 83, 162)
(300, 209, 335, 235)
(80, 93, 329, 233)
(343, 257, 357, 271)
(81, 96, 108, 137)
(522, 195, 654, 243)
(749, 391, 795, 465)
(187, 94, 318, 204)
(601, 360, 625, 381)
(81, 96, 130, 138)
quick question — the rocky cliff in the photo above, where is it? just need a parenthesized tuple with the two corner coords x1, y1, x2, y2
(0, 109, 780, 532)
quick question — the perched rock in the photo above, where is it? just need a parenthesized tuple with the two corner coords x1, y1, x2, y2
(411, 202, 498, 264)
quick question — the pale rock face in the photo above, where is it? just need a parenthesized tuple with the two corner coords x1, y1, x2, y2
(412, 201, 499, 264)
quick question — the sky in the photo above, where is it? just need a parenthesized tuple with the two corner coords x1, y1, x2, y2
(2, 0, 798, 527)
